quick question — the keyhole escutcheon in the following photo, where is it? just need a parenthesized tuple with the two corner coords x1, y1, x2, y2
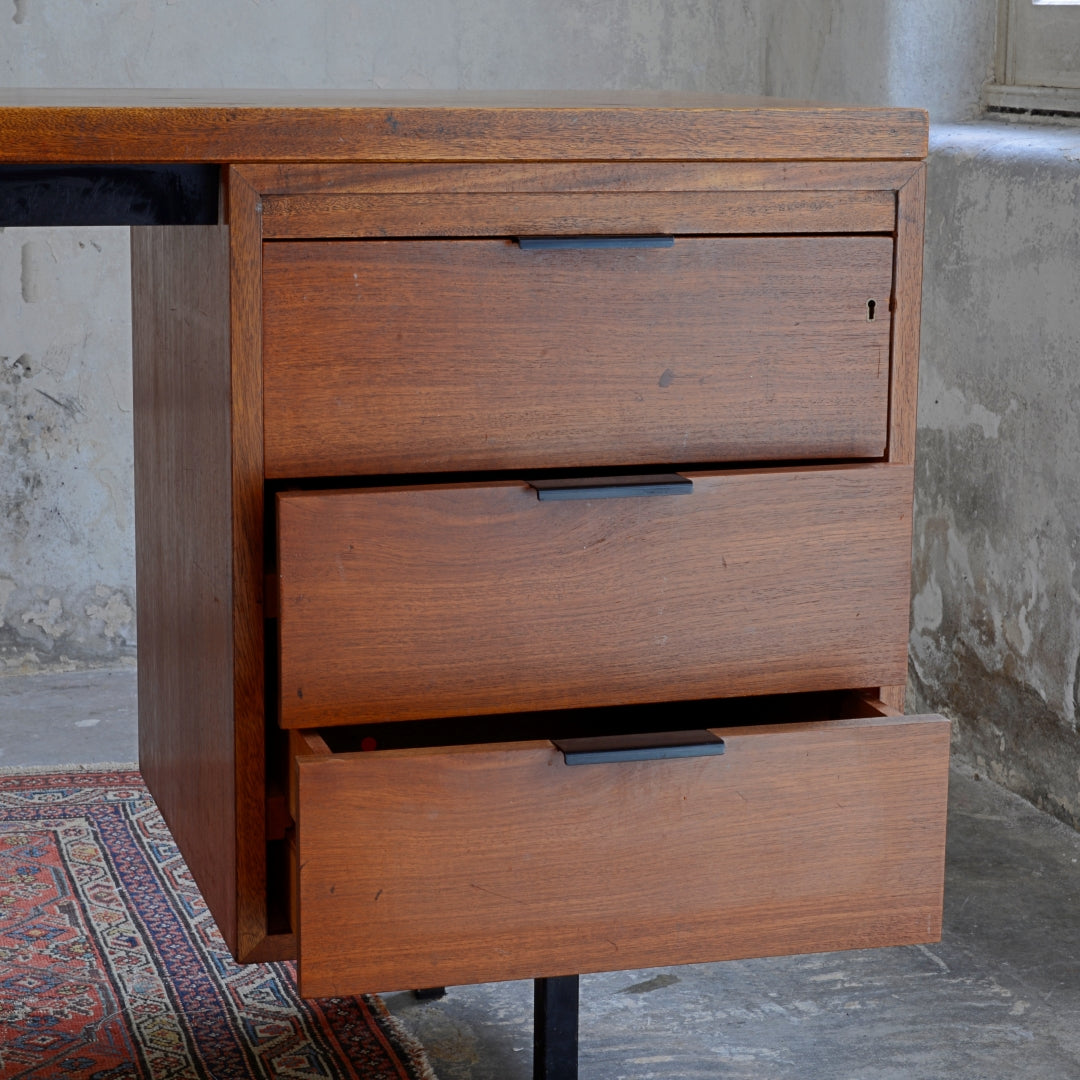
(867, 298, 877, 321)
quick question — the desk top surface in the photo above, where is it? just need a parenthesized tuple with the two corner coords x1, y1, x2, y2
(0, 90, 928, 164)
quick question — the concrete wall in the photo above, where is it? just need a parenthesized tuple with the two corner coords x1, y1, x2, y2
(760, 0, 1080, 830)
(1, 227, 134, 673)
(1, 1, 765, 93)
(0, 0, 766, 673)
(910, 124, 1080, 829)
(762, 0, 998, 123)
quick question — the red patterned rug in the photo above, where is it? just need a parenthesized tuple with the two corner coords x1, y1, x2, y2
(0, 767, 435, 1079)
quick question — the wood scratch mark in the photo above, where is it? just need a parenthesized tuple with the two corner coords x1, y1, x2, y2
(470, 882, 527, 905)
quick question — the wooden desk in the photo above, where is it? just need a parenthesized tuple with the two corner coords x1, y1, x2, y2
(0, 93, 948, 1005)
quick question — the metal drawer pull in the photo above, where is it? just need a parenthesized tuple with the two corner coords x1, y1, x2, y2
(529, 473, 692, 501)
(554, 730, 724, 765)
(515, 235, 674, 251)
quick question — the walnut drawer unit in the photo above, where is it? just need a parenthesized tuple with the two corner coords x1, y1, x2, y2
(129, 96, 942, 987)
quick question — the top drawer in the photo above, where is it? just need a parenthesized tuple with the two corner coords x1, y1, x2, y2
(262, 234, 894, 477)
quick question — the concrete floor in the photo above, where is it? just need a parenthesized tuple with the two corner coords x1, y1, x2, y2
(0, 666, 139, 767)
(2, 668, 1079, 1078)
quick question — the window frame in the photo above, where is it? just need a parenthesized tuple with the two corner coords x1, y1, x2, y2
(987, 0, 1080, 117)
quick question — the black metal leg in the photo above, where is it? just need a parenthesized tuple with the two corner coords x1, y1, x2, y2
(533, 975, 579, 1080)
(411, 986, 447, 1001)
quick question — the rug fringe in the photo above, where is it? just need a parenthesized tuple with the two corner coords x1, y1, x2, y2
(366, 996, 442, 1080)
(0, 761, 139, 776)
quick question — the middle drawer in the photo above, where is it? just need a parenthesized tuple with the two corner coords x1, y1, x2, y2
(275, 463, 913, 729)
(262, 234, 895, 477)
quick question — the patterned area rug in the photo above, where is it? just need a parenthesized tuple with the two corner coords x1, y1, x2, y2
(0, 767, 435, 1079)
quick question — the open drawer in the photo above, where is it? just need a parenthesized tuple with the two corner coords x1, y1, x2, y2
(276, 464, 915, 728)
(288, 698, 950, 998)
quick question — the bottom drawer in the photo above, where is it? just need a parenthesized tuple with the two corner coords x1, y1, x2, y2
(289, 700, 950, 998)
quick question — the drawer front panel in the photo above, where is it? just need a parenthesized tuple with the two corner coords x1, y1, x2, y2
(292, 713, 951, 997)
(262, 235, 894, 477)
(276, 464, 914, 728)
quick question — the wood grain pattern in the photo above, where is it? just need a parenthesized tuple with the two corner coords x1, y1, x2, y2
(293, 712, 950, 997)
(263, 236, 895, 477)
(238, 160, 924, 196)
(875, 164, 926, 715)
(259, 189, 896, 239)
(224, 169, 286, 963)
(878, 683, 908, 713)
(888, 163, 927, 466)
(132, 224, 238, 955)
(276, 465, 914, 727)
(0, 91, 928, 164)
(287, 731, 332, 946)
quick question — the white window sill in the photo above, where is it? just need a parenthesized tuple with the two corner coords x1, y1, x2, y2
(985, 82, 1080, 119)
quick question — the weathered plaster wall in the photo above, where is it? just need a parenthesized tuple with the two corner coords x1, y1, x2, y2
(762, 0, 998, 122)
(0, 0, 766, 673)
(911, 124, 1080, 829)
(1, 0, 765, 93)
(1, 227, 134, 673)
(756, 1, 1080, 831)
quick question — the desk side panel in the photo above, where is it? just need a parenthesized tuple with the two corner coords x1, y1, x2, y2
(132, 224, 238, 955)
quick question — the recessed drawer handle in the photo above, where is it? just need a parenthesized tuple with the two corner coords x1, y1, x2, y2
(554, 730, 725, 765)
(529, 473, 692, 501)
(515, 235, 674, 251)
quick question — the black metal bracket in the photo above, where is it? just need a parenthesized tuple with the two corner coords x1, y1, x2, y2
(0, 164, 220, 227)
(534, 975, 579, 1080)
